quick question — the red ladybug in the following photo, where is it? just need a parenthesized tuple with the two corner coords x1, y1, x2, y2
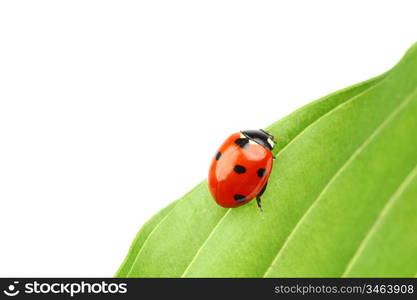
(208, 129, 275, 210)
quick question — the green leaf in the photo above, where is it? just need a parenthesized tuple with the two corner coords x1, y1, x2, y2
(115, 200, 178, 276)
(116, 43, 417, 278)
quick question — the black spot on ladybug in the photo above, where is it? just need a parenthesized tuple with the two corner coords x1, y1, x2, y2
(234, 194, 246, 202)
(234, 138, 249, 149)
(215, 151, 221, 160)
(233, 165, 246, 174)
(257, 168, 266, 178)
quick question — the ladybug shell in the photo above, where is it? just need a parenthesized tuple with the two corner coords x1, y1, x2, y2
(208, 132, 273, 208)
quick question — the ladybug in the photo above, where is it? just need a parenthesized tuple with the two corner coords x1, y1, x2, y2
(208, 129, 275, 210)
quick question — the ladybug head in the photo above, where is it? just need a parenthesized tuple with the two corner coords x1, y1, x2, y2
(241, 129, 275, 151)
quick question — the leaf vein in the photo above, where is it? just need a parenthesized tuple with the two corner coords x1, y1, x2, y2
(181, 209, 232, 277)
(125, 207, 178, 276)
(124, 183, 205, 276)
(341, 162, 417, 277)
(262, 85, 417, 277)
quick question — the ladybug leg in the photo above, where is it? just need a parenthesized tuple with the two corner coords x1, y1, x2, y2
(255, 182, 268, 211)
(256, 196, 263, 211)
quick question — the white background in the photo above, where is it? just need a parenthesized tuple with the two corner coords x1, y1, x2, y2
(0, 1, 416, 277)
